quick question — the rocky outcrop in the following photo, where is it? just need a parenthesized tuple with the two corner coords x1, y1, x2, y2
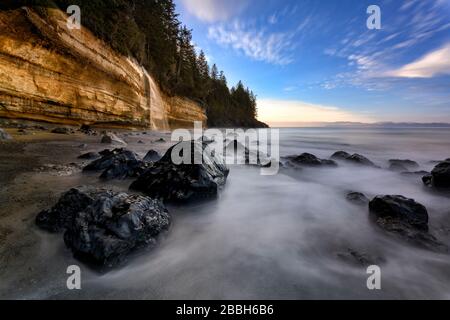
(83, 148, 150, 180)
(284, 153, 337, 168)
(130, 141, 229, 202)
(331, 151, 376, 167)
(388, 159, 419, 172)
(369, 195, 446, 252)
(346, 192, 369, 206)
(0, 7, 206, 130)
(422, 160, 450, 189)
(36, 187, 170, 267)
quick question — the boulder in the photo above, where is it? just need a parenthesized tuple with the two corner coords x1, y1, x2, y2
(0, 128, 12, 140)
(36, 187, 170, 267)
(345, 154, 376, 167)
(101, 133, 126, 145)
(130, 141, 229, 202)
(143, 150, 161, 162)
(331, 151, 376, 167)
(346, 192, 369, 205)
(331, 151, 351, 160)
(422, 160, 450, 189)
(36, 187, 96, 232)
(79, 124, 97, 136)
(83, 148, 150, 180)
(369, 195, 447, 252)
(284, 153, 337, 167)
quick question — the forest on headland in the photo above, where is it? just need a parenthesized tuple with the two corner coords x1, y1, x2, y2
(4, 0, 267, 128)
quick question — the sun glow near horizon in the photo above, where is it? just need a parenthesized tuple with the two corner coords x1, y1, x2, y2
(257, 99, 375, 127)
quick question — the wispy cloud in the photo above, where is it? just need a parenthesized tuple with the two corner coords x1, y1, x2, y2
(385, 43, 450, 78)
(208, 21, 296, 65)
(180, 0, 249, 22)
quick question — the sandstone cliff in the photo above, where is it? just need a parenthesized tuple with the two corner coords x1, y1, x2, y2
(0, 7, 206, 130)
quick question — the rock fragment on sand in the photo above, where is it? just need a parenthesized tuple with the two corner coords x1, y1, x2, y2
(101, 132, 127, 145)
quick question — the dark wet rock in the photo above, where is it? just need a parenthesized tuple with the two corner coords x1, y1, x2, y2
(331, 151, 376, 167)
(284, 153, 337, 168)
(345, 154, 376, 167)
(0, 128, 12, 140)
(83, 148, 149, 180)
(51, 127, 73, 134)
(138, 140, 144, 144)
(422, 160, 450, 189)
(130, 141, 229, 202)
(369, 195, 447, 252)
(331, 151, 351, 160)
(36, 187, 170, 267)
(389, 162, 409, 172)
(143, 150, 161, 162)
(155, 138, 166, 143)
(337, 248, 385, 267)
(79, 124, 97, 136)
(36, 187, 96, 232)
(78, 152, 100, 160)
(389, 159, 419, 171)
(346, 192, 369, 205)
(101, 133, 126, 145)
(369, 195, 428, 230)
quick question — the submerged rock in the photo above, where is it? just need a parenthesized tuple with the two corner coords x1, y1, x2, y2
(389, 159, 419, 171)
(422, 160, 450, 189)
(284, 153, 337, 168)
(369, 195, 446, 252)
(346, 192, 369, 206)
(331, 151, 376, 167)
(36, 187, 170, 267)
(101, 133, 126, 145)
(83, 148, 150, 180)
(130, 141, 229, 202)
(345, 154, 376, 167)
(0, 128, 12, 140)
(143, 149, 161, 162)
(330, 151, 351, 160)
(337, 248, 384, 267)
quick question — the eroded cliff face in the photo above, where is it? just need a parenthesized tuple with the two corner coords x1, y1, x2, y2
(0, 7, 206, 130)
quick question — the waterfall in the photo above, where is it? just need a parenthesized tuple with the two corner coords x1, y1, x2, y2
(142, 68, 169, 131)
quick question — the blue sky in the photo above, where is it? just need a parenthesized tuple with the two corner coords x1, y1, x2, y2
(175, 0, 450, 125)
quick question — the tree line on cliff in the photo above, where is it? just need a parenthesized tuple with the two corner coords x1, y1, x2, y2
(7, 0, 267, 128)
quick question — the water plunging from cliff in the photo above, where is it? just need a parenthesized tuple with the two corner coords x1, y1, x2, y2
(143, 69, 169, 131)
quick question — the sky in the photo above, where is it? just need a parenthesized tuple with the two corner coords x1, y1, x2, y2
(175, 0, 450, 126)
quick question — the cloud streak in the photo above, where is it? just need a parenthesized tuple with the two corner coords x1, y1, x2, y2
(208, 21, 297, 65)
(385, 43, 450, 78)
(180, 0, 249, 22)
